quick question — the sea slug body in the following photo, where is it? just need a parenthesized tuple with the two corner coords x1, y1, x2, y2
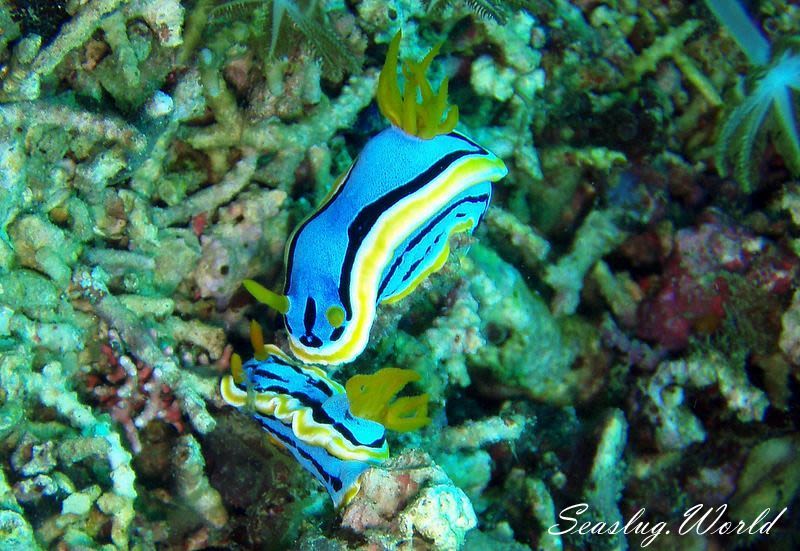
(220, 344, 388, 507)
(247, 32, 508, 366)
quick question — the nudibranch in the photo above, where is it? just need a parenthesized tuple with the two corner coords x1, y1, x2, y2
(220, 338, 389, 507)
(245, 32, 508, 365)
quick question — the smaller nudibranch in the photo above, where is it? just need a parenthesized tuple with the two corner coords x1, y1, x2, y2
(220, 343, 389, 507)
(245, 31, 508, 366)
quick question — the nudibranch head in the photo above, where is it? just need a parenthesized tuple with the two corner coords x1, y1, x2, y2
(244, 30, 507, 366)
(220, 345, 388, 507)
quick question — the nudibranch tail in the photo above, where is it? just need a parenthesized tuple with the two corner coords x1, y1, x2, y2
(220, 347, 388, 507)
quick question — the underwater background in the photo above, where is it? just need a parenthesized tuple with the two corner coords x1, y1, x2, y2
(1, 0, 800, 549)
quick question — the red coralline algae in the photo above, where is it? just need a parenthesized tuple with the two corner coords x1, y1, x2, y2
(89, 342, 184, 454)
(637, 269, 729, 350)
(191, 211, 208, 237)
(636, 220, 798, 351)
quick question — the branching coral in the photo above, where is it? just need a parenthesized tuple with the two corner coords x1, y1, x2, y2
(173, 435, 228, 529)
(0, 469, 38, 549)
(431, 414, 527, 506)
(1, 0, 125, 101)
(0, 353, 136, 549)
(544, 208, 628, 316)
(2, 0, 184, 107)
(72, 266, 219, 435)
(641, 351, 769, 451)
(457, 9, 549, 209)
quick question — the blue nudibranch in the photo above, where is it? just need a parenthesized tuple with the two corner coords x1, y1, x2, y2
(245, 32, 508, 366)
(220, 343, 388, 507)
